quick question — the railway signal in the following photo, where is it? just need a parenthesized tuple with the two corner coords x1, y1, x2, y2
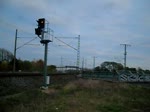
(35, 28, 41, 36)
(37, 18, 45, 29)
(34, 18, 53, 89)
(35, 18, 45, 36)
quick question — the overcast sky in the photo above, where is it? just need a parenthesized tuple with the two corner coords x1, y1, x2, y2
(0, 0, 150, 69)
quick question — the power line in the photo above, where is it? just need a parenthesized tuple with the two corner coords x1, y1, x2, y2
(55, 35, 80, 69)
(55, 37, 77, 50)
(16, 37, 38, 50)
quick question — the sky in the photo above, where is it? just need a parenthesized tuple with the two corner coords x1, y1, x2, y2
(0, 0, 150, 69)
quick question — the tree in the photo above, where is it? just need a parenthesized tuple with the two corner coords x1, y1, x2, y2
(22, 60, 32, 71)
(144, 70, 150, 74)
(94, 66, 101, 72)
(32, 59, 44, 72)
(15, 59, 23, 71)
(47, 65, 56, 73)
(0, 61, 9, 71)
(100, 61, 123, 71)
(126, 67, 137, 73)
(137, 67, 144, 73)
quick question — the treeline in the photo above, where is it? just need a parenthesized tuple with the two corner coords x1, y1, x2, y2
(0, 59, 56, 73)
(93, 61, 150, 74)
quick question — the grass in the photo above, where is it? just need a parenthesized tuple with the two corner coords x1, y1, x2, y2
(0, 79, 150, 112)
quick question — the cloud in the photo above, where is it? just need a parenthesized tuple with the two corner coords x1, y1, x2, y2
(0, 0, 150, 69)
(8, 0, 49, 13)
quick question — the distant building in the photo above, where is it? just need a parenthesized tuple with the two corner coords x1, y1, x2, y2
(57, 66, 79, 73)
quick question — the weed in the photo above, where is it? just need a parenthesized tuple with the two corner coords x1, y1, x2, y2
(96, 104, 125, 112)
(0, 79, 150, 112)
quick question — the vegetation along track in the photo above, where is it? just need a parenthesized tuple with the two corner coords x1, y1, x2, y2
(0, 79, 150, 112)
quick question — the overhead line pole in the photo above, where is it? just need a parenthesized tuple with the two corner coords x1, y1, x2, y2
(55, 35, 80, 69)
(13, 29, 39, 72)
(120, 44, 131, 70)
(77, 35, 80, 70)
(13, 29, 18, 72)
(93, 56, 96, 71)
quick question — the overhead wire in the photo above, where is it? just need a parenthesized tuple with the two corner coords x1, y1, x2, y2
(55, 37, 77, 51)
(16, 37, 38, 50)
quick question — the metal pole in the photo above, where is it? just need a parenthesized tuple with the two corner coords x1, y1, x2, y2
(120, 44, 131, 70)
(61, 56, 63, 67)
(44, 42, 48, 87)
(13, 29, 17, 72)
(77, 35, 80, 71)
(93, 56, 96, 70)
(60, 56, 63, 71)
(82, 57, 84, 71)
(1, 49, 3, 61)
(124, 45, 127, 69)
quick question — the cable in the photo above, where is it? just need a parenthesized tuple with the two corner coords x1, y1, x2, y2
(16, 37, 38, 50)
(55, 37, 77, 51)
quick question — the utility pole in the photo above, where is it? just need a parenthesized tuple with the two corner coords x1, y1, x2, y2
(43, 40, 50, 88)
(82, 57, 84, 71)
(77, 35, 80, 70)
(120, 44, 131, 70)
(93, 56, 96, 71)
(60, 56, 63, 71)
(13, 29, 38, 72)
(60, 56, 63, 67)
(13, 29, 18, 72)
(84, 58, 87, 69)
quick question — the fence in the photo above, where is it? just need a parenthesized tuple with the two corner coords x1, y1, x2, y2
(119, 71, 150, 82)
(82, 71, 118, 81)
(82, 71, 150, 82)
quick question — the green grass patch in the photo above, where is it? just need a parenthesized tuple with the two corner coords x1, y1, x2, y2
(96, 104, 125, 112)
(0, 79, 150, 112)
